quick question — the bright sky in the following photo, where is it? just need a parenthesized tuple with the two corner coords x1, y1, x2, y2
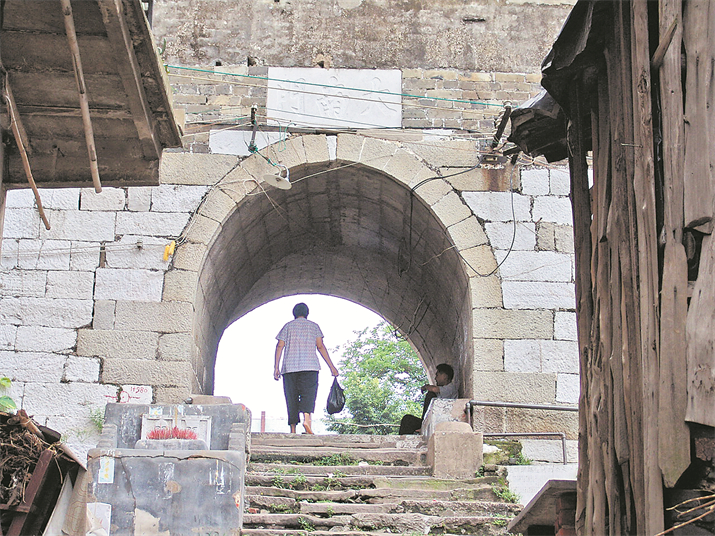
(213, 294, 384, 433)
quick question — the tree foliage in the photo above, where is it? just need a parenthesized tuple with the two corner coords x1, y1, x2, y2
(325, 322, 427, 434)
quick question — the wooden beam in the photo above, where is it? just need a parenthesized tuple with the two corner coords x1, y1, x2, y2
(97, 0, 163, 162)
(60, 0, 102, 193)
(15, 105, 132, 120)
(2, 80, 51, 230)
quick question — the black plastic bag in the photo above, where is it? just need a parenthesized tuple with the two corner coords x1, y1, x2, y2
(326, 378, 345, 414)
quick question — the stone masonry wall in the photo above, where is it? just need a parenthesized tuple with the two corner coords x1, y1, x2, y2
(170, 66, 543, 152)
(151, 0, 574, 74)
(0, 147, 578, 460)
(465, 167, 578, 406)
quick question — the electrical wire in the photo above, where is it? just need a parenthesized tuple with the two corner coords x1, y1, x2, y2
(169, 72, 499, 117)
(403, 162, 520, 279)
(168, 65, 506, 108)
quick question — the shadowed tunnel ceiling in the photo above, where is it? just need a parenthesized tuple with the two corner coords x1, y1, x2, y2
(197, 162, 472, 392)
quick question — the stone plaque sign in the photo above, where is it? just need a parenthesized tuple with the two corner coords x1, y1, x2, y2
(141, 414, 212, 447)
(267, 67, 402, 129)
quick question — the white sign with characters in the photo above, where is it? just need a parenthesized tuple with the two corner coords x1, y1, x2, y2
(267, 68, 402, 129)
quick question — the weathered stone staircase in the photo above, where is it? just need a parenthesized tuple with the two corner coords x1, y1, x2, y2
(242, 433, 521, 536)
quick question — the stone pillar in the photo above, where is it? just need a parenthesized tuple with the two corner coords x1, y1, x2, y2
(427, 422, 483, 479)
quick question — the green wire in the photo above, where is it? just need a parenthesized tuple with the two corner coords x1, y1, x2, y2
(167, 64, 506, 108)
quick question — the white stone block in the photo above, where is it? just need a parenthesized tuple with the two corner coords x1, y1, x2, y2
(520, 168, 550, 195)
(502, 281, 576, 309)
(64, 356, 101, 382)
(520, 439, 578, 465)
(160, 153, 239, 186)
(209, 129, 281, 156)
(0, 325, 17, 350)
(105, 236, 170, 270)
(40, 188, 80, 210)
(119, 384, 153, 404)
(18, 240, 71, 270)
(541, 340, 580, 374)
(77, 328, 158, 360)
(463, 191, 531, 222)
(40, 210, 116, 242)
(94, 268, 165, 302)
(92, 300, 115, 330)
(554, 225, 575, 254)
(0, 351, 67, 382)
(556, 373, 580, 404)
(22, 382, 118, 417)
(158, 333, 193, 361)
(504, 339, 540, 372)
(3, 208, 41, 239)
(6, 381, 25, 407)
(70, 242, 101, 271)
(115, 212, 190, 237)
(495, 250, 573, 282)
(555, 312, 578, 341)
(485, 222, 536, 251)
(80, 187, 126, 211)
(16, 326, 76, 353)
(46, 270, 95, 299)
(5, 189, 37, 208)
(151, 185, 209, 213)
(532, 196, 573, 225)
(550, 169, 571, 196)
(127, 187, 152, 211)
(1, 240, 19, 269)
(0, 270, 47, 297)
(0, 297, 93, 328)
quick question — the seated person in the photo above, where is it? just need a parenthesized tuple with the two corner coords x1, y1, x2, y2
(399, 363, 457, 435)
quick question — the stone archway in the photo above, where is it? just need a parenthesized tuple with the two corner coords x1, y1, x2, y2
(167, 134, 502, 399)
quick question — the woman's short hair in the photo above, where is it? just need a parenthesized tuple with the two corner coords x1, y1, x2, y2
(293, 302, 309, 318)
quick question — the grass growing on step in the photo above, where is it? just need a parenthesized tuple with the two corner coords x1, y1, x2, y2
(491, 513, 515, 527)
(492, 477, 520, 504)
(515, 452, 532, 465)
(271, 472, 311, 490)
(269, 504, 299, 514)
(297, 516, 315, 532)
(314, 453, 357, 466)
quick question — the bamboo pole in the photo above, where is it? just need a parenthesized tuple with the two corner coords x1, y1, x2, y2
(60, 0, 102, 193)
(3, 83, 51, 230)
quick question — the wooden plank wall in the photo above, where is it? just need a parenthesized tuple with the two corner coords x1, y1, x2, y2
(570, 0, 714, 533)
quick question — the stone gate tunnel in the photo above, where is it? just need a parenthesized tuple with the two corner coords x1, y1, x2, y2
(193, 134, 478, 397)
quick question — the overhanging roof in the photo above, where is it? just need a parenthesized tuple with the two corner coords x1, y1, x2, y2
(0, 0, 182, 189)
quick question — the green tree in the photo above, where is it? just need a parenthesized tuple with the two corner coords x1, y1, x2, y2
(326, 322, 427, 434)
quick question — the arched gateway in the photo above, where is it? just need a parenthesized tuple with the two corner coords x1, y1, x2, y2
(2, 132, 578, 458)
(173, 133, 499, 399)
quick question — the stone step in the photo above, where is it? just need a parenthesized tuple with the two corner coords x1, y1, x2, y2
(245, 485, 500, 503)
(248, 462, 431, 476)
(250, 445, 427, 465)
(251, 432, 425, 450)
(242, 512, 511, 535)
(246, 473, 383, 490)
(371, 475, 500, 490)
(246, 472, 500, 491)
(241, 530, 397, 536)
(298, 499, 517, 517)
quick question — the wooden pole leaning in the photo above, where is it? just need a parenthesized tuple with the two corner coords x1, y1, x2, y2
(60, 0, 102, 193)
(2, 81, 51, 230)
